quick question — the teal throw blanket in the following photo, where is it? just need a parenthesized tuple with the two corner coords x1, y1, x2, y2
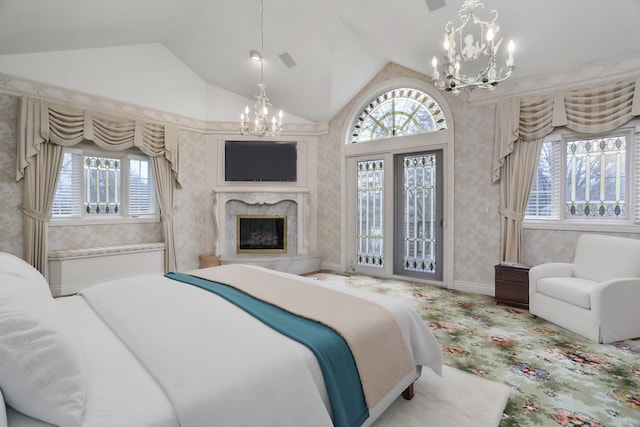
(165, 272, 369, 427)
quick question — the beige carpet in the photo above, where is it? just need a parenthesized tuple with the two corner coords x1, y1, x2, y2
(373, 365, 511, 427)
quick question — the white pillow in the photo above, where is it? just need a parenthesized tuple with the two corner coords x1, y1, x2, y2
(0, 388, 7, 427)
(0, 253, 51, 298)
(0, 274, 85, 427)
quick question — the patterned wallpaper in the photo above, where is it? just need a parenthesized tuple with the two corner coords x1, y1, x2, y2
(0, 95, 22, 257)
(0, 93, 210, 271)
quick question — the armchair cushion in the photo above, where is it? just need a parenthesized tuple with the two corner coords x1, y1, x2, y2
(573, 234, 640, 282)
(536, 277, 598, 309)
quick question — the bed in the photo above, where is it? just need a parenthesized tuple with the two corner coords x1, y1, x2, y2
(0, 252, 442, 427)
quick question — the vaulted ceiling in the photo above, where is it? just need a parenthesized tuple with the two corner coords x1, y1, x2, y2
(1, 0, 639, 122)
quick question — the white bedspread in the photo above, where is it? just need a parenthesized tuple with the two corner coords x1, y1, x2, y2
(72, 266, 442, 427)
(81, 274, 334, 427)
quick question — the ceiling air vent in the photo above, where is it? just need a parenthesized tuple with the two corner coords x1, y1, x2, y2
(425, 0, 446, 12)
(279, 52, 297, 69)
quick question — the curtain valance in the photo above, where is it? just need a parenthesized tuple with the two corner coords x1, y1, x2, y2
(16, 97, 181, 187)
(493, 76, 640, 264)
(16, 96, 181, 277)
(492, 76, 640, 183)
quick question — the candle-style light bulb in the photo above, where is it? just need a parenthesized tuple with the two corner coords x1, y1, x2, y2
(506, 40, 515, 67)
(486, 28, 494, 42)
(431, 57, 440, 81)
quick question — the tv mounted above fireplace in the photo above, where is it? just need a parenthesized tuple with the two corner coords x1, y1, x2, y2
(225, 141, 297, 182)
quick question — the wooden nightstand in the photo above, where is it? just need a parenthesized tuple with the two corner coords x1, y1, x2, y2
(494, 263, 531, 309)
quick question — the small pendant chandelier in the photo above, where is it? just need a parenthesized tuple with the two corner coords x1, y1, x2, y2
(240, 0, 283, 136)
(431, 0, 516, 93)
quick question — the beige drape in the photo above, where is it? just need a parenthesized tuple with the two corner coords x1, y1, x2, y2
(493, 77, 640, 263)
(498, 138, 544, 262)
(16, 97, 182, 276)
(152, 156, 177, 272)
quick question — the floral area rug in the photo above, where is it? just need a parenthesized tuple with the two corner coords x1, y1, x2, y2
(309, 272, 640, 427)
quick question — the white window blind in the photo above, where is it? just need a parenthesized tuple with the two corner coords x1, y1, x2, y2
(634, 125, 640, 225)
(52, 150, 83, 217)
(127, 155, 157, 217)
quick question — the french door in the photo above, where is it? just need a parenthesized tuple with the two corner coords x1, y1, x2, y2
(347, 150, 443, 281)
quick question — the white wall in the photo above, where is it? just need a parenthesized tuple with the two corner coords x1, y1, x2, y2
(0, 43, 311, 124)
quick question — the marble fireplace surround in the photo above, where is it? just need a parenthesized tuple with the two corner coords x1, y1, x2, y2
(212, 190, 320, 274)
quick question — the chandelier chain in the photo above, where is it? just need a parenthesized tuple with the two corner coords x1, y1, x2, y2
(240, 0, 283, 136)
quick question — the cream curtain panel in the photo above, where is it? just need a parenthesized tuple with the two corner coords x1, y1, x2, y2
(493, 77, 640, 263)
(16, 96, 182, 276)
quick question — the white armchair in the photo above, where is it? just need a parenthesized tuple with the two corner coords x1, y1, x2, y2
(529, 233, 640, 344)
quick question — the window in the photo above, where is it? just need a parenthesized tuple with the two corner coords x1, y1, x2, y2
(526, 122, 639, 228)
(350, 88, 447, 144)
(356, 159, 385, 267)
(52, 148, 157, 222)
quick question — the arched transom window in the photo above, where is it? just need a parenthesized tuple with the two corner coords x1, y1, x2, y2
(350, 87, 447, 144)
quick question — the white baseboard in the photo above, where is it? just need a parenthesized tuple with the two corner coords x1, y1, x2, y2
(453, 280, 494, 296)
(320, 261, 341, 272)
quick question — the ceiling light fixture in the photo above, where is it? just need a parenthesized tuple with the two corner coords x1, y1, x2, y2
(249, 50, 262, 62)
(431, 0, 515, 93)
(240, 0, 283, 137)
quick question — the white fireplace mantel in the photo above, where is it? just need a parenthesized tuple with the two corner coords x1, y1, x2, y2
(212, 190, 312, 258)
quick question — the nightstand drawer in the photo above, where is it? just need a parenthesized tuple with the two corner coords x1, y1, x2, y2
(494, 264, 531, 309)
(495, 280, 529, 304)
(495, 266, 529, 284)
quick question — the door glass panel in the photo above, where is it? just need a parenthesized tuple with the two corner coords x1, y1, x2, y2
(401, 153, 437, 274)
(356, 160, 384, 267)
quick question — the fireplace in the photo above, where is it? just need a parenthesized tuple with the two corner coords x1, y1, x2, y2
(210, 191, 320, 275)
(236, 215, 287, 253)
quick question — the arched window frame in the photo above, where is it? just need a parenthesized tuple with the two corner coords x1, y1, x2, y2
(349, 87, 448, 144)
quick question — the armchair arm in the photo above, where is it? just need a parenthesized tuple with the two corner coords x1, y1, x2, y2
(528, 263, 574, 296)
(592, 278, 640, 343)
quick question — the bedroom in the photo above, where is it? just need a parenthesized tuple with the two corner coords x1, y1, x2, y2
(0, 0, 639, 426)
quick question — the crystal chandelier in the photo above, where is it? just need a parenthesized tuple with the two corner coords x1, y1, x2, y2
(240, 0, 283, 136)
(431, 0, 515, 93)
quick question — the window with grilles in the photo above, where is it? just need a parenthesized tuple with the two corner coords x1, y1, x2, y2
(356, 160, 385, 267)
(401, 153, 437, 274)
(526, 123, 639, 227)
(52, 149, 157, 221)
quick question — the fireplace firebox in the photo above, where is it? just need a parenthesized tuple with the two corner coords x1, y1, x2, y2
(236, 215, 287, 253)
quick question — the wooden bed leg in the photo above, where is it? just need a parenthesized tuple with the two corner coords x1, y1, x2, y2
(401, 383, 415, 400)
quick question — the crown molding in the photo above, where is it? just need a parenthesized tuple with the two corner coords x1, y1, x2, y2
(0, 72, 328, 136)
(203, 119, 329, 136)
(467, 53, 640, 106)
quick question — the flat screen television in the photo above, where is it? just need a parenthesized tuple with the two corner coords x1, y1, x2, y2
(225, 141, 297, 182)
